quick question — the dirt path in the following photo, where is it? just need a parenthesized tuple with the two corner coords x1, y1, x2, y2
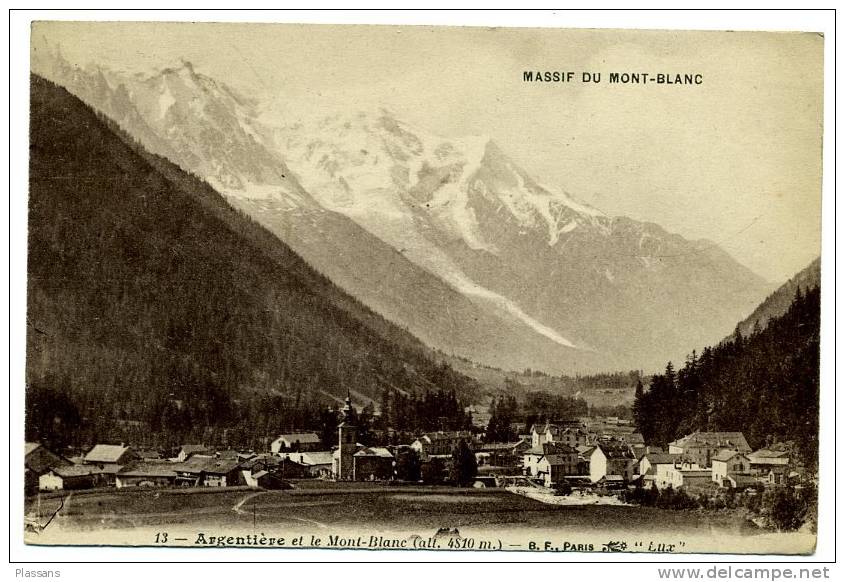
(231, 490, 329, 529)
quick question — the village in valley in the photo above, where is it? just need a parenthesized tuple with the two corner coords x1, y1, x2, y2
(25, 386, 810, 534)
(20, 24, 823, 553)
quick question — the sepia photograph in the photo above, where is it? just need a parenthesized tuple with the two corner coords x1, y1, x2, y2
(13, 13, 830, 564)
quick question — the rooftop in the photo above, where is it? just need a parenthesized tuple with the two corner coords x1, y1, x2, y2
(713, 449, 748, 462)
(670, 431, 750, 451)
(642, 453, 681, 465)
(749, 449, 790, 459)
(275, 433, 321, 444)
(354, 447, 394, 458)
(84, 444, 132, 464)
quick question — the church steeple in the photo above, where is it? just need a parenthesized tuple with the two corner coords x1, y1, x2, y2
(334, 389, 358, 481)
(341, 389, 354, 423)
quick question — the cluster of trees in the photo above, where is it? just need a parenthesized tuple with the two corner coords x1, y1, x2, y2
(500, 370, 643, 394)
(623, 482, 817, 532)
(412, 440, 478, 486)
(483, 390, 597, 443)
(376, 387, 473, 436)
(623, 483, 700, 510)
(633, 287, 820, 469)
(484, 394, 520, 442)
(522, 391, 589, 429)
(26, 76, 480, 452)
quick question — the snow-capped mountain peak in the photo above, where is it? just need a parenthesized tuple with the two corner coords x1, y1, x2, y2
(270, 109, 608, 252)
(31, 53, 770, 372)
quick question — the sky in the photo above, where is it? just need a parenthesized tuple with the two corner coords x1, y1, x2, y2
(33, 22, 823, 283)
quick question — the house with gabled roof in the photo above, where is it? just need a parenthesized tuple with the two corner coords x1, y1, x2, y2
(270, 432, 322, 453)
(115, 463, 178, 489)
(638, 452, 681, 483)
(353, 447, 394, 481)
(535, 444, 579, 488)
(711, 449, 752, 487)
(39, 465, 105, 491)
(589, 443, 636, 483)
(523, 441, 577, 477)
(172, 455, 242, 487)
(748, 448, 791, 484)
(176, 444, 213, 462)
(84, 444, 137, 466)
(411, 431, 473, 459)
(281, 451, 334, 477)
(531, 420, 588, 449)
(25, 442, 71, 494)
(656, 460, 711, 490)
(668, 431, 751, 468)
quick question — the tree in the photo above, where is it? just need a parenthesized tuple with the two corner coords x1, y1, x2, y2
(485, 395, 517, 442)
(25, 375, 82, 451)
(632, 286, 819, 468)
(449, 439, 478, 486)
(394, 448, 421, 482)
(421, 457, 446, 485)
(763, 486, 812, 532)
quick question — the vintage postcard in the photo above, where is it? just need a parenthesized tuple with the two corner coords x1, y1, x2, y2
(22, 20, 823, 556)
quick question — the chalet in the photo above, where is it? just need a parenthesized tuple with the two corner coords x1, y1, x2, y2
(411, 431, 473, 459)
(546, 424, 588, 448)
(25, 442, 71, 495)
(134, 449, 164, 461)
(270, 432, 322, 453)
(353, 447, 394, 481)
(638, 453, 681, 484)
(172, 455, 213, 486)
(523, 441, 576, 477)
(115, 463, 178, 489)
(172, 455, 244, 487)
(84, 444, 137, 466)
(79, 444, 134, 486)
(668, 431, 751, 468)
(476, 441, 527, 467)
(531, 420, 588, 449)
(282, 451, 334, 477)
(711, 449, 752, 487)
(747, 449, 790, 483)
(655, 461, 711, 490)
(575, 444, 595, 475)
(176, 444, 212, 462)
(536, 444, 579, 488)
(39, 465, 104, 491)
(199, 458, 243, 487)
(589, 443, 636, 483)
(529, 424, 547, 449)
(243, 454, 308, 479)
(242, 469, 290, 489)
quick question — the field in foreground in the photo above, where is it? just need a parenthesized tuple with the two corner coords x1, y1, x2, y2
(25, 481, 752, 534)
(24, 482, 816, 554)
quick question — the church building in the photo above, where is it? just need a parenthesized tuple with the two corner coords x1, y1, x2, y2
(332, 392, 358, 481)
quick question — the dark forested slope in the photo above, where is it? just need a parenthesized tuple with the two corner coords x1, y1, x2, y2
(733, 257, 820, 338)
(26, 75, 478, 449)
(634, 283, 820, 468)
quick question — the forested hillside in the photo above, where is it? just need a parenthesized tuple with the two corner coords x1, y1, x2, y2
(25, 76, 479, 452)
(733, 258, 820, 338)
(634, 285, 820, 468)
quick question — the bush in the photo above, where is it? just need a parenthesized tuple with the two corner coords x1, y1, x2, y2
(762, 486, 813, 531)
(555, 481, 573, 496)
